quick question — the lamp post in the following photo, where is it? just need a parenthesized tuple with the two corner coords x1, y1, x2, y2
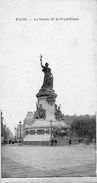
(50, 119, 53, 146)
(14, 127, 16, 142)
(19, 121, 22, 142)
(3, 124, 6, 142)
(1, 111, 3, 124)
(50, 120, 53, 139)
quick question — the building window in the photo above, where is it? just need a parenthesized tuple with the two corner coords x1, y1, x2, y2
(37, 130, 44, 135)
(30, 130, 35, 135)
(45, 129, 49, 134)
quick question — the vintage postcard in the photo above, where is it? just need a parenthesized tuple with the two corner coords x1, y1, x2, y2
(0, 0, 97, 182)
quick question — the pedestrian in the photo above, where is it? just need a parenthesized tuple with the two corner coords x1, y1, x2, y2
(50, 138, 54, 146)
(12, 139, 14, 144)
(79, 139, 81, 143)
(69, 139, 71, 145)
(55, 140, 57, 145)
(9, 139, 11, 144)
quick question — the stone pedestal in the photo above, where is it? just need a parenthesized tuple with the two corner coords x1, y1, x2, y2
(23, 88, 57, 145)
(36, 88, 57, 121)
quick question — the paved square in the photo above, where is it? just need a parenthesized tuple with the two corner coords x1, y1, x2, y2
(1, 144, 96, 178)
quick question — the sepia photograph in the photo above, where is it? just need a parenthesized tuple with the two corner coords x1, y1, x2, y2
(0, 0, 97, 182)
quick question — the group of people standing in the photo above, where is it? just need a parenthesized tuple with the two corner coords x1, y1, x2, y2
(50, 138, 72, 146)
(9, 139, 15, 144)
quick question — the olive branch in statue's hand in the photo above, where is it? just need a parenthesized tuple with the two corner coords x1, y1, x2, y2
(40, 54, 43, 67)
(40, 54, 42, 61)
(40, 54, 46, 68)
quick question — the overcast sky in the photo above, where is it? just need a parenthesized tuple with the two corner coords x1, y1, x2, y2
(0, 0, 97, 133)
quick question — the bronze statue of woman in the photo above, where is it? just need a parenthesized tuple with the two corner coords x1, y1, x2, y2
(40, 55, 53, 89)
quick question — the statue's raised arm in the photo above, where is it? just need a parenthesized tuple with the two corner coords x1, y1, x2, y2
(40, 54, 44, 68)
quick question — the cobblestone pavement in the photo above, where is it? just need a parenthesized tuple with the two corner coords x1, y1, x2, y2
(1, 144, 96, 178)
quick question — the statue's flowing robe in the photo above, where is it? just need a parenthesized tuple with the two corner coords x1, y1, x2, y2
(42, 66, 53, 89)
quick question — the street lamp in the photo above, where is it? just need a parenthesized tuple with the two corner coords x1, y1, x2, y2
(3, 124, 6, 140)
(50, 119, 53, 146)
(19, 121, 22, 142)
(14, 127, 17, 142)
(1, 111, 3, 124)
(50, 120, 53, 139)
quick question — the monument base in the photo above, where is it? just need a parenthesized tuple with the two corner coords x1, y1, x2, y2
(23, 134, 50, 145)
(23, 119, 51, 145)
(23, 119, 69, 145)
